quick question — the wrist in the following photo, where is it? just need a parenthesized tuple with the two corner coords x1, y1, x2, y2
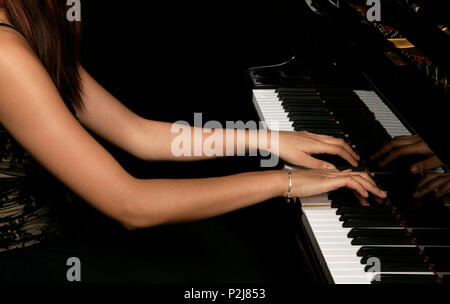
(275, 169, 291, 198)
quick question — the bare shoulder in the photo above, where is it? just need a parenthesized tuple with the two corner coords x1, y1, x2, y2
(0, 28, 39, 69)
(0, 28, 55, 111)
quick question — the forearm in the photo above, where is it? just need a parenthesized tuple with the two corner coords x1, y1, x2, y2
(124, 170, 286, 229)
(131, 119, 272, 161)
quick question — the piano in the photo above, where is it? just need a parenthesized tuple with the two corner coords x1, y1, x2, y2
(249, 0, 450, 284)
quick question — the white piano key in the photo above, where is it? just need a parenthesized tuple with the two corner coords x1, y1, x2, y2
(325, 255, 362, 263)
(330, 269, 371, 277)
(322, 249, 362, 256)
(328, 262, 367, 270)
(333, 276, 372, 284)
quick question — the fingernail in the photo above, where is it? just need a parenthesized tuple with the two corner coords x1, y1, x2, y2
(413, 191, 420, 198)
(326, 164, 336, 170)
(364, 190, 369, 197)
(411, 166, 419, 174)
(381, 190, 387, 197)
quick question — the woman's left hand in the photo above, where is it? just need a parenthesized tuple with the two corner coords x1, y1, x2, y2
(276, 131, 360, 169)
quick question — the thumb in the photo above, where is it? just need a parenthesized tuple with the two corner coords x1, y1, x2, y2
(302, 154, 336, 170)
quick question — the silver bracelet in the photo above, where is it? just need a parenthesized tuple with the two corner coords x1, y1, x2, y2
(287, 169, 293, 199)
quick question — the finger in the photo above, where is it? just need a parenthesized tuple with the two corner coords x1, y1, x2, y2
(302, 154, 336, 170)
(353, 190, 370, 206)
(347, 171, 377, 187)
(410, 156, 444, 174)
(378, 144, 425, 167)
(414, 176, 450, 198)
(436, 181, 450, 198)
(336, 176, 369, 198)
(374, 195, 385, 204)
(330, 138, 360, 161)
(352, 175, 387, 198)
(306, 133, 360, 161)
(324, 144, 358, 167)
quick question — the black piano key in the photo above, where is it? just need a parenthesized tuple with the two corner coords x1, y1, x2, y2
(295, 127, 347, 138)
(336, 206, 393, 215)
(329, 188, 357, 200)
(293, 121, 339, 127)
(330, 198, 361, 208)
(294, 128, 344, 136)
(352, 236, 414, 245)
(281, 99, 324, 106)
(276, 87, 314, 93)
(339, 213, 397, 221)
(287, 113, 332, 121)
(288, 112, 333, 119)
(285, 107, 330, 114)
(365, 263, 431, 272)
(348, 228, 407, 238)
(371, 274, 439, 284)
(361, 254, 425, 264)
(279, 96, 322, 102)
(342, 219, 402, 228)
(357, 246, 421, 257)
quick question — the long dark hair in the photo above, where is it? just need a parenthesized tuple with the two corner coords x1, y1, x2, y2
(2, 0, 82, 110)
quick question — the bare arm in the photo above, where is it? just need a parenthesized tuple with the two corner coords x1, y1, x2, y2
(77, 69, 360, 168)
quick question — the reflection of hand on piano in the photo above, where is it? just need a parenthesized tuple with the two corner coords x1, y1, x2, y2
(278, 131, 360, 169)
(414, 171, 450, 198)
(371, 134, 443, 173)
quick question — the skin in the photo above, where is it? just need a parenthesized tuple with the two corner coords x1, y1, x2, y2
(0, 10, 386, 229)
(372, 135, 449, 198)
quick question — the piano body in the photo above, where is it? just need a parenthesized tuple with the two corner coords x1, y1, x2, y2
(249, 0, 450, 284)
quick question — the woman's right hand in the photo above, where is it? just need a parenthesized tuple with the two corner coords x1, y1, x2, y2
(286, 169, 387, 199)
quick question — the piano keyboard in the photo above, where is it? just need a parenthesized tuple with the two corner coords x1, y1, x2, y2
(300, 194, 449, 284)
(252, 88, 411, 138)
(252, 85, 450, 284)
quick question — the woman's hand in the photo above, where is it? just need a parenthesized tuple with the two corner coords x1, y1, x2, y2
(414, 172, 450, 198)
(277, 131, 360, 169)
(371, 135, 443, 173)
(286, 169, 387, 199)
